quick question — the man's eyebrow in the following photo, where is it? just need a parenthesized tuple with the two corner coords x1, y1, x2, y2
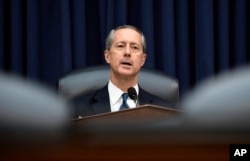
(130, 42, 140, 45)
(115, 41, 126, 44)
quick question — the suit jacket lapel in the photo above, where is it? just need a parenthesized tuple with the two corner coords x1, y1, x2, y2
(138, 87, 154, 106)
(92, 85, 111, 114)
(90, 85, 154, 114)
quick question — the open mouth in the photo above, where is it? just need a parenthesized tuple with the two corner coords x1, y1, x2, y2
(121, 62, 132, 66)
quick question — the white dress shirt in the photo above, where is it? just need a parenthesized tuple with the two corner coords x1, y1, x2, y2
(108, 80, 139, 112)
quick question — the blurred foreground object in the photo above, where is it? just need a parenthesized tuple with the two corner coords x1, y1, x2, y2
(2, 65, 250, 161)
(181, 65, 250, 129)
(0, 72, 72, 160)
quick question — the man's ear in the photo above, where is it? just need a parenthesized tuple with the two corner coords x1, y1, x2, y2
(141, 53, 147, 66)
(104, 50, 110, 64)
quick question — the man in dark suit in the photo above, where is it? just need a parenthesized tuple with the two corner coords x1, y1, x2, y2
(72, 25, 174, 118)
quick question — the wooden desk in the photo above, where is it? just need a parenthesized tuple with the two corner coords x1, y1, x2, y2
(1, 104, 249, 161)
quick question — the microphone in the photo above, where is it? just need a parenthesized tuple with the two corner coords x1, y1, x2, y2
(128, 87, 138, 106)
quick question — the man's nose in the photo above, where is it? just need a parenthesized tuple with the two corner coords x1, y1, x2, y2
(124, 46, 131, 56)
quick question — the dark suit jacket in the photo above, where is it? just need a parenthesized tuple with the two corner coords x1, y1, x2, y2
(71, 84, 174, 118)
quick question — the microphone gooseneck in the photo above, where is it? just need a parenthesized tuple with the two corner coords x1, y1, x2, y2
(127, 87, 138, 106)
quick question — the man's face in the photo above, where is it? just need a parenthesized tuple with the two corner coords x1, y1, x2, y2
(104, 28, 147, 78)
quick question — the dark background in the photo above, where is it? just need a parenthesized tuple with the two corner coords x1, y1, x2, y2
(0, 0, 250, 97)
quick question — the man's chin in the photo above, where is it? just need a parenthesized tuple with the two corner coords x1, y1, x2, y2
(118, 68, 134, 76)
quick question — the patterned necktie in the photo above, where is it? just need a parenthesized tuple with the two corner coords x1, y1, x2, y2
(119, 93, 129, 110)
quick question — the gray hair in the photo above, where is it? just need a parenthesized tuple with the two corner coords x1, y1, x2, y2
(105, 25, 146, 53)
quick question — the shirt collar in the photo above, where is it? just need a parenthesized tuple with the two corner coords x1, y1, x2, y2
(108, 80, 139, 105)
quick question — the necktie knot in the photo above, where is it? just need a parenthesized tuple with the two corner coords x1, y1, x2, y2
(119, 93, 129, 110)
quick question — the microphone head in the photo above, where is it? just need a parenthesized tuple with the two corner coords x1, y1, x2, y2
(128, 87, 137, 100)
